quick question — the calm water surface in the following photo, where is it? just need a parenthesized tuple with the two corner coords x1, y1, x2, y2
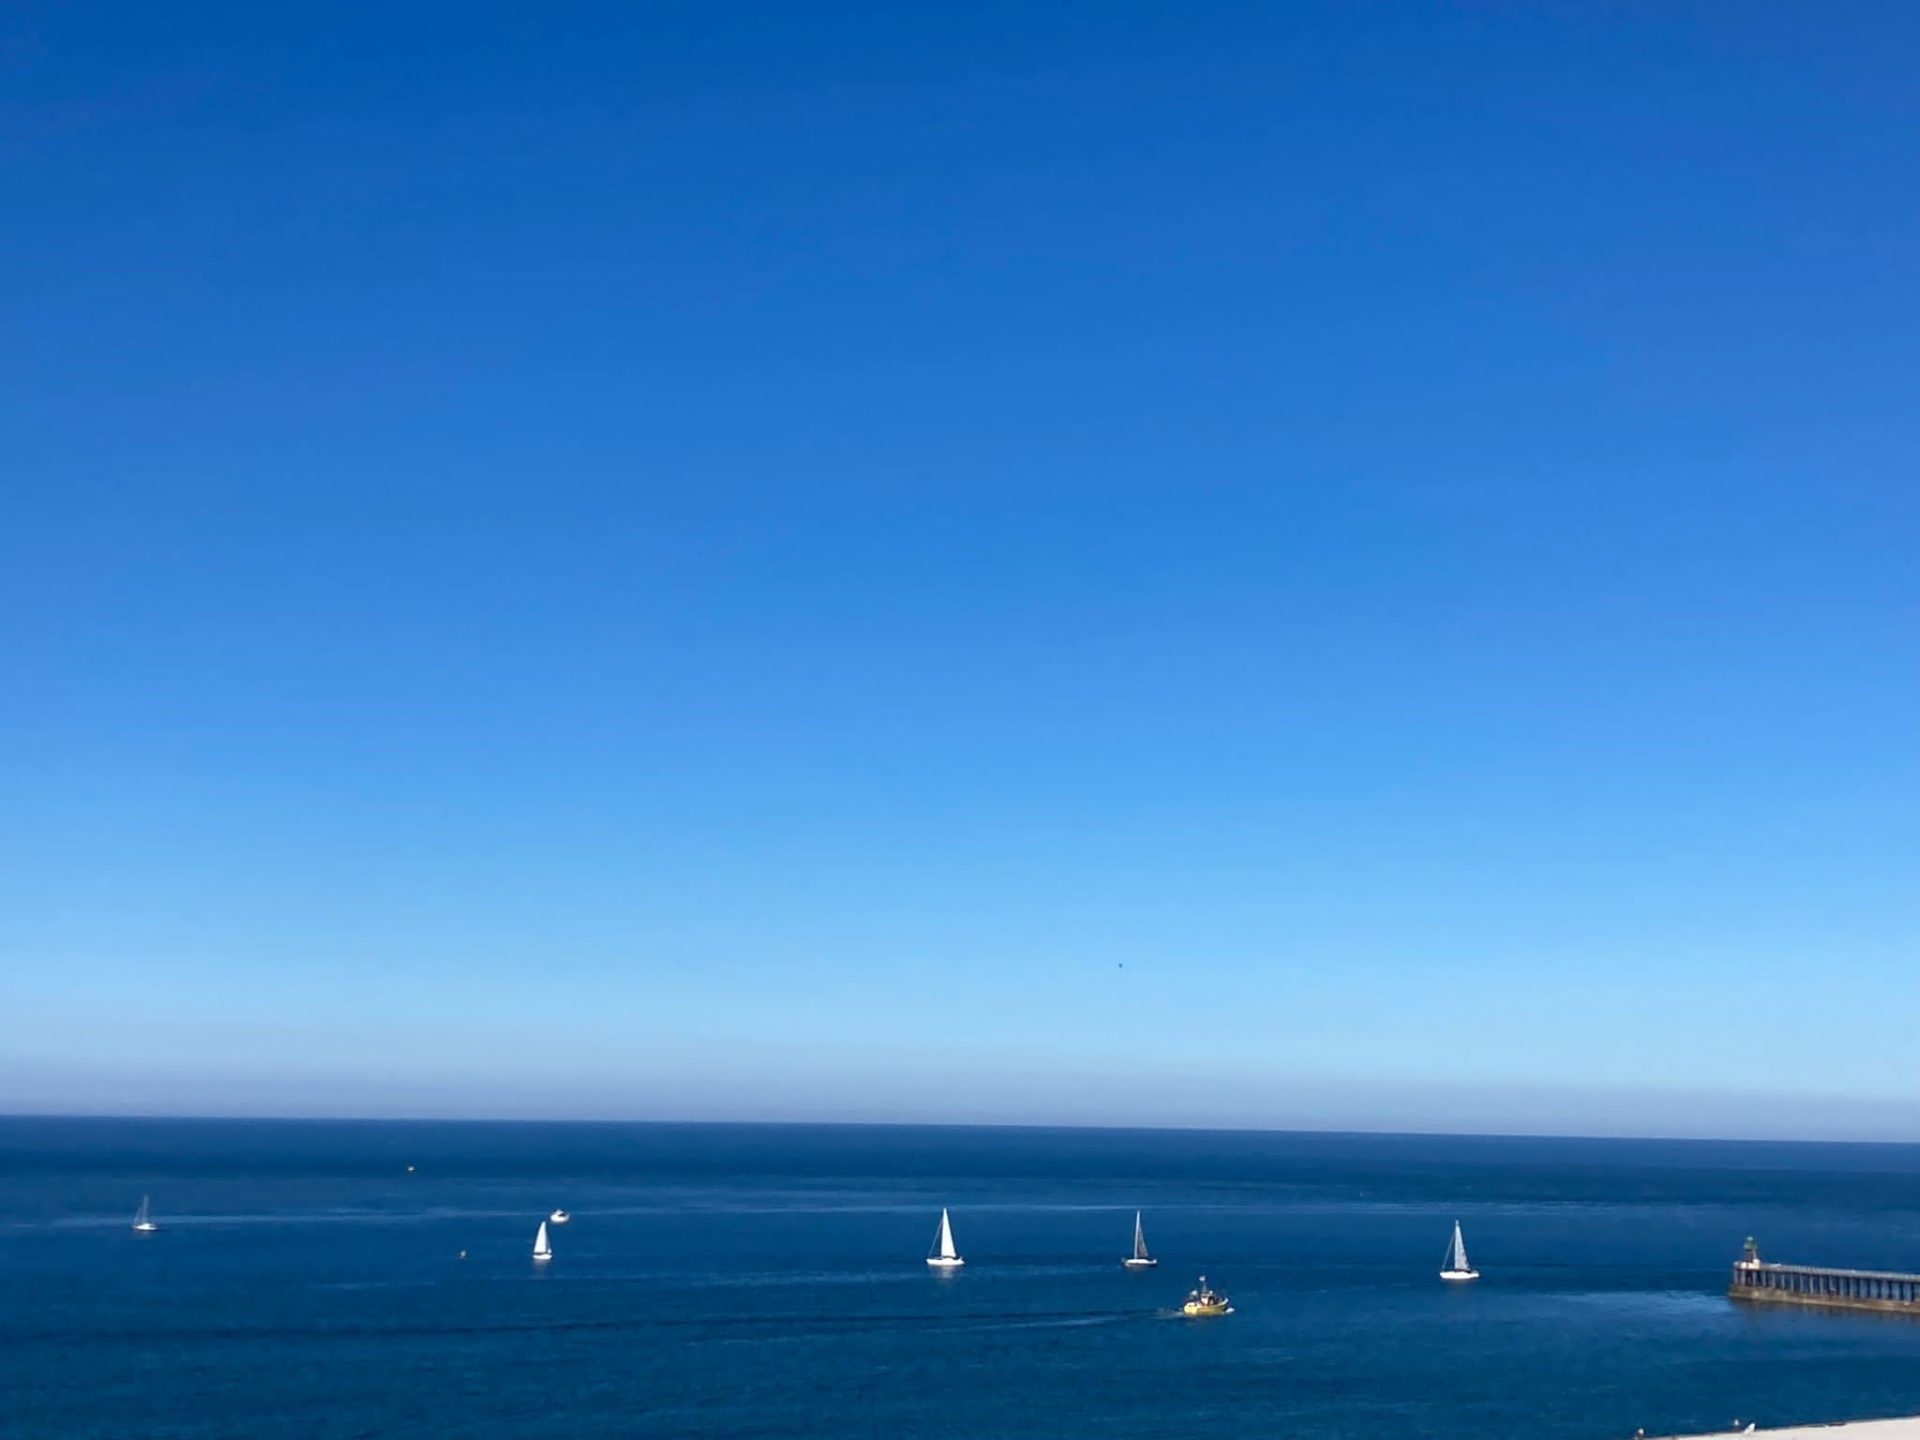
(7, 1120, 1920, 1438)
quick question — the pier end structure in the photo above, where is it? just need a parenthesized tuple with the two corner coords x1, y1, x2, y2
(1730, 1238, 1920, 1315)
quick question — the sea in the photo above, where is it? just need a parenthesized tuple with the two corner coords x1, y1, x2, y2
(7, 1120, 1920, 1440)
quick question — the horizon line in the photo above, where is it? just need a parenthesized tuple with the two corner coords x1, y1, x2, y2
(6, 1110, 1919, 1148)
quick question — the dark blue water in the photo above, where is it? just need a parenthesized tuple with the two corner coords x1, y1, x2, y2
(8, 1121, 1920, 1439)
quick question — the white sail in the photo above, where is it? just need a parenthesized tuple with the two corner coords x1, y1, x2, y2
(135, 1196, 150, 1225)
(1121, 1209, 1158, 1268)
(925, 1206, 963, 1267)
(533, 1220, 552, 1258)
(1451, 1221, 1468, 1273)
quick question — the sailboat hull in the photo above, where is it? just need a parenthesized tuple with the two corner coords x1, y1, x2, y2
(926, 1256, 964, 1268)
(1440, 1269, 1479, 1281)
(1122, 1257, 1158, 1268)
(131, 1222, 158, 1233)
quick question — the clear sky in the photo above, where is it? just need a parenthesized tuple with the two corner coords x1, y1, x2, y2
(4, 2, 1918, 1137)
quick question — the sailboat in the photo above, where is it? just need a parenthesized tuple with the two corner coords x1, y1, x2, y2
(1122, 1210, 1157, 1269)
(131, 1196, 158, 1233)
(1439, 1220, 1478, 1281)
(926, 1207, 964, 1269)
(532, 1219, 553, 1262)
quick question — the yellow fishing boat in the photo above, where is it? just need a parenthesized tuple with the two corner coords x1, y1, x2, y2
(1181, 1275, 1231, 1316)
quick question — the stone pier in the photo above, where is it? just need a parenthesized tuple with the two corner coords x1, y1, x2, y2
(1729, 1238, 1920, 1315)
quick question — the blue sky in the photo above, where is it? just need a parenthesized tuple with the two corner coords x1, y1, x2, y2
(3, 2, 1918, 1135)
